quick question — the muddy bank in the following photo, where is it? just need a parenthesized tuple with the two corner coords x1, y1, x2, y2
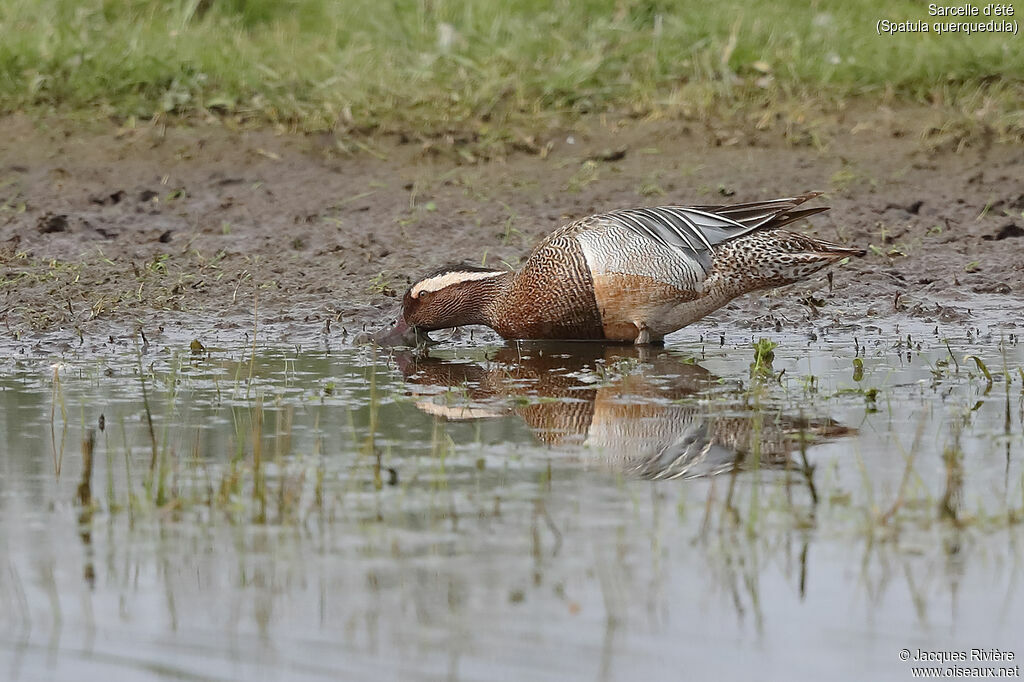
(1, 112, 1022, 353)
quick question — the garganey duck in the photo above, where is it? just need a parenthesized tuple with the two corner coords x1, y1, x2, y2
(376, 192, 863, 345)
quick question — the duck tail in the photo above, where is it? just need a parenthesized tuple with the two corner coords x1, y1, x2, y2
(799, 235, 867, 259)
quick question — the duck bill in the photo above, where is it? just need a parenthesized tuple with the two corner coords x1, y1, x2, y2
(372, 317, 427, 347)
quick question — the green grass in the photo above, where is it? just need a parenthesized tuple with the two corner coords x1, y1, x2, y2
(1, 0, 1022, 140)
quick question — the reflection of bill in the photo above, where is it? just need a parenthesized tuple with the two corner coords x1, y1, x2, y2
(394, 343, 853, 480)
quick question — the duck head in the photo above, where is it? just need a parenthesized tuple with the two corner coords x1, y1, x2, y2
(373, 264, 510, 346)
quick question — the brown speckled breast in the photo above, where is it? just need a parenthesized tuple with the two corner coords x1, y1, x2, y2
(491, 222, 605, 339)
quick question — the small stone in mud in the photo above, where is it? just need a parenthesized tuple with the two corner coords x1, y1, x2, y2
(938, 306, 968, 323)
(885, 200, 923, 214)
(590, 147, 627, 163)
(981, 223, 1024, 241)
(139, 190, 159, 202)
(0, 235, 20, 258)
(972, 282, 1012, 294)
(36, 213, 68, 233)
(158, 230, 172, 243)
(90, 190, 126, 206)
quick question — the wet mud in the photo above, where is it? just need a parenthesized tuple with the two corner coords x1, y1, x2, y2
(1, 112, 1022, 353)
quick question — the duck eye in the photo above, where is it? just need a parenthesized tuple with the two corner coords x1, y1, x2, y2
(417, 290, 430, 300)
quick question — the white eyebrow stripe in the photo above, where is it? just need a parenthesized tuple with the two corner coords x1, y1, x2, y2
(411, 270, 504, 297)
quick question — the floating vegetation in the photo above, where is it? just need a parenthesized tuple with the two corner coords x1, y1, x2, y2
(750, 337, 778, 378)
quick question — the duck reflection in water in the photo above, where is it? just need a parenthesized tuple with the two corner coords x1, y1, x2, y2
(393, 343, 853, 480)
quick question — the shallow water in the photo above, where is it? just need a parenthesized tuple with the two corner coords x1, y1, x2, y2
(1, 329, 1023, 681)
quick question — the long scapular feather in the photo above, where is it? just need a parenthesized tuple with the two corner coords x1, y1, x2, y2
(607, 192, 828, 256)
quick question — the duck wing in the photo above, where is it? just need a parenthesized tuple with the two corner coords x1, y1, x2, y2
(603, 192, 828, 277)
(690, 191, 829, 231)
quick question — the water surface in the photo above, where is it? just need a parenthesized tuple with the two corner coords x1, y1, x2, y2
(1, 331, 1022, 681)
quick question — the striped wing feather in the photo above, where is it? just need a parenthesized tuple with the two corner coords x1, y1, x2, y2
(604, 192, 827, 276)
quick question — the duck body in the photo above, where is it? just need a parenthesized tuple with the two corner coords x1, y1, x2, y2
(380, 192, 864, 345)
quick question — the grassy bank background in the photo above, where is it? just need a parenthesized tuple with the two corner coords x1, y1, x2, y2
(0, 0, 1021, 139)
